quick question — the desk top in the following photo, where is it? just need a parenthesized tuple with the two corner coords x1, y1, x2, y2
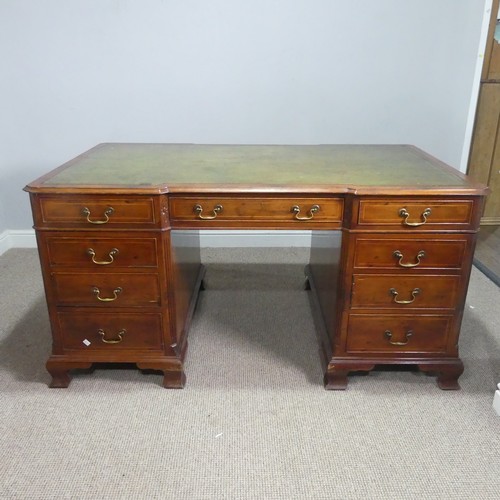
(25, 143, 487, 195)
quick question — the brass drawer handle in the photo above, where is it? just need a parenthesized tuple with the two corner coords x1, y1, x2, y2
(194, 204, 223, 220)
(384, 329, 413, 346)
(98, 328, 126, 344)
(398, 207, 431, 226)
(291, 204, 320, 220)
(82, 206, 114, 224)
(390, 287, 420, 304)
(87, 248, 119, 265)
(393, 250, 426, 268)
(92, 286, 122, 302)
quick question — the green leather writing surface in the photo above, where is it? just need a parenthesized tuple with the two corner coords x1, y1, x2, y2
(40, 143, 467, 188)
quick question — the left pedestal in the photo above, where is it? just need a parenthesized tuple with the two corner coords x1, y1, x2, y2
(27, 192, 203, 388)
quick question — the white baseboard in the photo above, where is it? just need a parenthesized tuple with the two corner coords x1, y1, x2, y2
(0, 229, 37, 255)
(494, 384, 500, 417)
(0, 229, 311, 256)
(198, 230, 311, 247)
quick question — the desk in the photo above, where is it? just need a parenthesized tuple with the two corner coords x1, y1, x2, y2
(25, 144, 488, 389)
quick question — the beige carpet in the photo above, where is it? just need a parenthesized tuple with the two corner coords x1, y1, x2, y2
(1, 248, 499, 499)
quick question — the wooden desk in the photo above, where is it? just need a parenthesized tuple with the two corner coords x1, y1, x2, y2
(25, 144, 488, 389)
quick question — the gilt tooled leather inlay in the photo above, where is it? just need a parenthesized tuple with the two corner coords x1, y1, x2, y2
(38, 144, 466, 189)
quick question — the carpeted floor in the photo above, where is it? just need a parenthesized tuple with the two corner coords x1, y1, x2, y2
(0, 248, 499, 499)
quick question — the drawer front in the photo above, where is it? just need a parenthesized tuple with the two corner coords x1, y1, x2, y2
(169, 196, 343, 224)
(57, 311, 163, 350)
(357, 199, 474, 229)
(346, 314, 453, 354)
(38, 196, 157, 227)
(351, 275, 460, 309)
(353, 235, 470, 270)
(46, 236, 159, 268)
(52, 272, 161, 306)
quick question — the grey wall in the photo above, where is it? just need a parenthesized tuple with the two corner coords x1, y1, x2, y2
(0, 0, 487, 231)
(0, 197, 6, 235)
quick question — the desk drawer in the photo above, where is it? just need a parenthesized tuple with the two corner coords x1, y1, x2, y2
(169, 196, 343, 225)
(351, 275, 460, 309)
(357, 199, 474, 229)
(57, 311, 163, 351)
(45, 235, 159, 268)
(353, 235, 470, 270)
(346, 314, 453, 354)
(52, 272, 161, 306)
(38, 195, 157, 228)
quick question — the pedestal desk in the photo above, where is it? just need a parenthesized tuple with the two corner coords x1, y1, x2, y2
(25, 144, 488, 389)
